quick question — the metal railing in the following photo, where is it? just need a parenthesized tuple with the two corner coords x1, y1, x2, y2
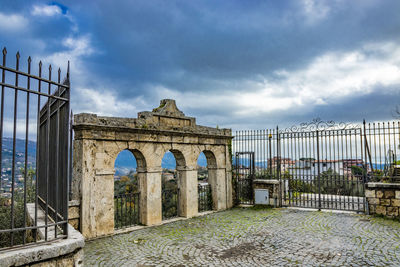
(198, 184, 212, 212)
(233, 119, 400, 212)
(162, 187, 179, 220)
(114, 192, 140, 229)
(0, 47, 71, 249)
(364, 120, 400, 183)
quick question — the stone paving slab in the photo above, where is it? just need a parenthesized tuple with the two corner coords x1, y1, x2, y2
(83, 208, 400, 266)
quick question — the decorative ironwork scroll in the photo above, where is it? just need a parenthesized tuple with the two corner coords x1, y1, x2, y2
(280, 118, 360, 133)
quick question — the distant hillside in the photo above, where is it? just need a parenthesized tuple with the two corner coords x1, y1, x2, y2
(2, 137, 36, 155)
(115, 150, 207, 171)
(1, 137, 36, 169)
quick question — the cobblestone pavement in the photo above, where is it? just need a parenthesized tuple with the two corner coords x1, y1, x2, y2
(83, 208, 400, 266)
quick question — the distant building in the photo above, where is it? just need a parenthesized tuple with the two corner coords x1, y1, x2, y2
(162, 173, 175, 182)
(268, 157, 295, 172)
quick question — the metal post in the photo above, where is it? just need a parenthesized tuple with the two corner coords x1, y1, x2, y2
(10, 52, 20, 246)
(0, 48, 6, 193)
(269, 133, 272, 177)
(316, 130, 321, 210)
(276, 126, 282, 207)
(363, 120, 369, 215)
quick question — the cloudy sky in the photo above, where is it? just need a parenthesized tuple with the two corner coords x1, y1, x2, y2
(1, 0, 399, 131)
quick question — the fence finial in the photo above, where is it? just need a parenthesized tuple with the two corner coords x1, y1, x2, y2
(28, 56, 32, 63)
(16, 52, 20, 70)
(2, 47, 6, 55)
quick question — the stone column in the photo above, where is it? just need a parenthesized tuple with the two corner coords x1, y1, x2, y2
(91, 170, 115, 237)
(225, 168, 233, 209)
(177, 166, 198, 218)
(225, 145, 233, 208)
(73, 139, 117, 239)
(139, 167, 162, 225)
(208, 167, 227, 210)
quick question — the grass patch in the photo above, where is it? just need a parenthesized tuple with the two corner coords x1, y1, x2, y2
(249, 205, 274, 211)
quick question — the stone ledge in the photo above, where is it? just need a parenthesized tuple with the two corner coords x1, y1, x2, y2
(73, 124, 233, 140)
(253, 179, 280, 185)
(0, 203, 85, 266)
(69, 200, 80, 207)
(0, 225, 84, 267)
(366, 182, 400, 189)
(95, 169, 115, 176)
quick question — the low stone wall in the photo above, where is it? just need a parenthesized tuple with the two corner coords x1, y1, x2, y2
(365, 182, 400, 218)
(0, 204, 85, 267)
(252, 179, 280, 206)
(0, 224, 84, 266)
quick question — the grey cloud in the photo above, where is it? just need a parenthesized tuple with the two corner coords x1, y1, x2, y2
(1, 0, 399, 131)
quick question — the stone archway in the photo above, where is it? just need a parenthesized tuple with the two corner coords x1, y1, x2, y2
(113, 149, 143, 229)
(71, 99, 233, 239)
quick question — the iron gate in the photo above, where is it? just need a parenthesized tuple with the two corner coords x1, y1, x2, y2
(279, 121, 365, 211)
(233, 119, 368, 212)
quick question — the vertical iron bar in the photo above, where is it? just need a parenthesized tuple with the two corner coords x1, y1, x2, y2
(269, 133, 272, 177)
(10, 52, 20, 246)
(45, 64, 52, 241)
(54, 68, 61, 238)
(276, 126, 281, 206)
(65, 61, 71, 235)
(316, 130, 321, 210)
(350, 129, 354, 211)
(67, 110, 73, 235)
(35, 61, 42, 242)
(363, 120, 369, 214)
(0, 48, 6, 202)
(23, 56, 31, 244)
(345, 129, 349, 210)
(358, 128, 367, 212)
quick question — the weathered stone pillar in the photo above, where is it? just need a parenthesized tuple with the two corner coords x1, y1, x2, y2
(92, 170, 115, 236)
(225, 168, 233, 209)
(139, 167, 162, 225)
(73, 138, 116, 239)
(225, 144, 233, 208)
(177, 166, 198, 218)
(208, 167, 227, 210)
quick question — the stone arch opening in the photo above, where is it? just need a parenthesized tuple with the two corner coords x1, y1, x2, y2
(198, 150, 219, 211)
(197, 152, 213, 212)
(161, 150, 182, 219)
(113, 149, 145, 229)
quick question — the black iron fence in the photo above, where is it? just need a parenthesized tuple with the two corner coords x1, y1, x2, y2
(114, 192, 140, 229)
(162, 186, 179, 220)
(198, 184, 212, 212)
(364, 120, 400, 183)
(0, 48, 71, 249)
(233, 119, 400, 212)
